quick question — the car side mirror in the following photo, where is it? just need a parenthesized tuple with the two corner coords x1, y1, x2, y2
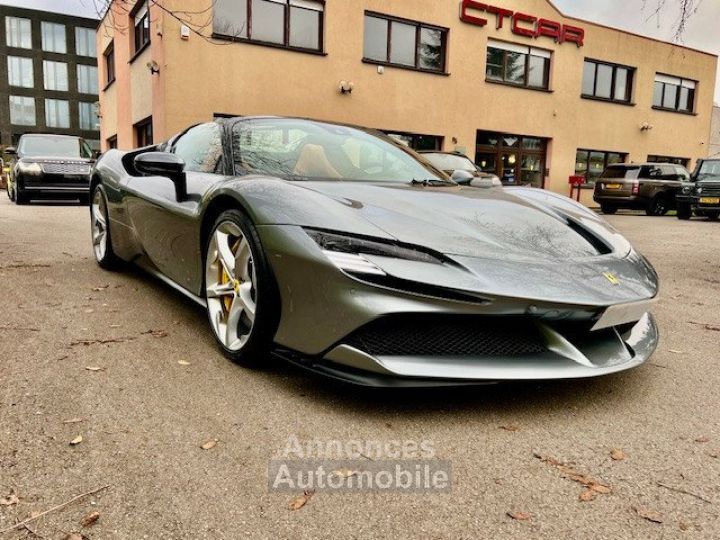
(4, 147, 16, 156)
(134, 151, 187, 201)
(451, 169, 475, 185)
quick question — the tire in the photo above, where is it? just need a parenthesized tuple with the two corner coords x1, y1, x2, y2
(6, 182, 15, 202)
(600, 204, 617, 215)
(676, 203, 692, 220)
(90, 184, 123, 270)
(204, 209, 279, 367)
(15, 187, 28, 205)
(646, 195, 669, 217)
(707, 212, 720, 221)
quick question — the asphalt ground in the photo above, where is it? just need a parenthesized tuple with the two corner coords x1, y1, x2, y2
(0, 195, 719, 539)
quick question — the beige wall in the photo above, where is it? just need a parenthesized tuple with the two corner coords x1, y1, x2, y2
(101, 0, 718, 201)
(710, 105, 720, 158)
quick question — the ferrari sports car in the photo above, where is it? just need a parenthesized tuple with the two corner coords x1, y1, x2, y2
(90, 116, 659, 386)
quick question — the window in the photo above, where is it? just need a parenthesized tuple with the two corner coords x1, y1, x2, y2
(653, 74, 696, 113)
(6, 16, 31, 48)
(77, 64, 99, 94)
(172, 123, 224, 173)
(45, 99, 70, 128)
(7, 56, 34, 88)
(43, 60, 69, 91)
(383, 131, 442, 151)
(41, 22, 66, 53)
(9, 96, 35, 126)
(107, 135, 118, 149)
(103, 42, 115, 85)
(213, 0, 324, 52)
(79, 102, 99, 131)
(135, 117, 153, 147)
(75, 27, 97, 57)
(647, 155, 690, 167)
(486, 40, 551, 90)
(575, 149, 626, 186)
(476, 131, 547, 187)
(133, 1, 150, 54)
(582, 59, 634, 103)
(363, 13, 447, 73)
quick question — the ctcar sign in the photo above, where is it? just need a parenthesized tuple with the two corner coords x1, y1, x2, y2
(460, 0, 585, 47)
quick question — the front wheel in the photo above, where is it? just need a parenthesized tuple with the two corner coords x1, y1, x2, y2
(600, 204, 617, 215)
(676, 203, 692, 220)
(707, 211, 720, 221)
(14, 186, 27, 205)
(6, 182, 15, 202)
(204, 209, 279, 366)
(646, 195, 669, 217)
(91, 185, 123, 270)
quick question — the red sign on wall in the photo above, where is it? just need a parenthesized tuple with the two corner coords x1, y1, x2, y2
(460, 0, 585, 47)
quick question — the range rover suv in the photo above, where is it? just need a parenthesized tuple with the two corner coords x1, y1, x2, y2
(5, 134, 94, 205)
(593, 163, 690, 216)
(676, 158, 720, 220)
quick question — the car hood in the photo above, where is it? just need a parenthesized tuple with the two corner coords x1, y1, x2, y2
(18, 156, 93, 164)
(284, 181, 624, 261)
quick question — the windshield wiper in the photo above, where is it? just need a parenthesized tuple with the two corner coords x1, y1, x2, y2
(410, 178, 454, 187)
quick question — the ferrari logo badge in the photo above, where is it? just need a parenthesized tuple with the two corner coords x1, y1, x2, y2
(603, 272, 620, 285)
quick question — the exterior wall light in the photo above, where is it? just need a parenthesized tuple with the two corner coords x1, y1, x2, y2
(640, 122, 653, 131)
(339, 81, 354, 94)
(147, 60, 161, 75)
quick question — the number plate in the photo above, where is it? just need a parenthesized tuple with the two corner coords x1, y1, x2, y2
(604, 183, 622, 189)
(699, 197, 720, 204)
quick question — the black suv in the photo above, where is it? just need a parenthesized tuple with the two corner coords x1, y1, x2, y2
(5, 134, 94, 205)
(676, 158, 720, 220)
(593, 163, 690, 216)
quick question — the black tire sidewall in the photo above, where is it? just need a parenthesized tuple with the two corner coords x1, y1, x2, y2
(205, 209, 279, 367)
(91, 184, 122, 270)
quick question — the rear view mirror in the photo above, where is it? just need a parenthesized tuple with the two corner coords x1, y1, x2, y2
(134, 151, 187, 201)
(451, 169, 475, 185)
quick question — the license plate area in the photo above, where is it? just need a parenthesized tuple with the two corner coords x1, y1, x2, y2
(699, 197, 720, 205)
(604, 183, 622, 190)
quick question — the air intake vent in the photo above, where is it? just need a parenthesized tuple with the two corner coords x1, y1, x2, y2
(565, 218, 612, 255)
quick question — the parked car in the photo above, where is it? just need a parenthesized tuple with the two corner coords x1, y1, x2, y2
(593, 163, 690, 216)
(676, 158, 720, 220)
(419, 151, 501, 184)
(5, 134, 94, 205)
(88, 116, 658, 385)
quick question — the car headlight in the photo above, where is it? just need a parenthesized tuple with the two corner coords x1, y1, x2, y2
(696, 187, 703, 195)
(305, 229, 444, 276)
(17, 162, 42, 175)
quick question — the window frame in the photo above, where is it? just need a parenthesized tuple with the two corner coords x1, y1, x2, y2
(9, 95, 36, 126)
(212, 0, 326, 55)
(43, 60, 69, 92)
(79, 101, 99, 131)
(652, 73, 697, 114)
(104, 41, 116, 87)
(44, 98, 71, 129)
(77, 63, 99, 95)
(41, 21, 67, 54)
(581, 58, 635, 105)
(134, 116, 153, 147)
(575, 148, 628, 188)
(132, 1, 151, 56)
(485, 39, 552, 91)
(5, 16, 32, 49)
(7, 55, 34, 88)
(107, 135, 118, 149)
(362, 11, 449, 75)
(75, 26, 97, 57)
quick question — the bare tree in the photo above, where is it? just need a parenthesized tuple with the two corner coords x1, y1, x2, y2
(643, 0, 703, 41)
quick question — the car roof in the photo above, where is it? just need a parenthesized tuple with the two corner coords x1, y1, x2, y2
(607, 163, 680, 167)
(20, 133, 82, 140)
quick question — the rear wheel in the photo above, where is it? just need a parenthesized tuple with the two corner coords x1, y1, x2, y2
(204, 209, 279, 367)
(646, 195, 669, 217)
(600, 204, 617, 215)
(676, 203, 692, 220)
(91, 185, 122, 270)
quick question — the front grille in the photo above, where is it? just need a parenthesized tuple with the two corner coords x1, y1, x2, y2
(345, 315, 547, 357)
(41, 162, 90, 175)
(700, 186, 720, 197)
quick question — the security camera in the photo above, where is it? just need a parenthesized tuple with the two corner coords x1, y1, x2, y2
(339, 80, 354, 94)
(146, 60, 160, 75)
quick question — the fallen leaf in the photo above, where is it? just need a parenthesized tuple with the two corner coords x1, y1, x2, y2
(695, 436, 710, 443)
(0, 491, 19, 506)
(579, 489, 596, 502)
(63, 417, 85, 424)
(506, 511, 531, 521)
(669, 349, 684, 354)
(500, 425, 520, 432)
(589, 483, 611, 494)
(633, 506, 663, 523)
(289, 490, 315, 511)
(70, 435, 83, 446)
(91, 285, 109, 291)
(704, 325, 720, 332)
(80, 511, 101, 527)
(85, 366, 105, 372)
(200, 439, 218, 450)
(332, 467, 358, 479)
(143, 329, 168, 338)
(84, 309, 95, 314)
(610, 448, 626, 461)
(178, 360, 191, 366)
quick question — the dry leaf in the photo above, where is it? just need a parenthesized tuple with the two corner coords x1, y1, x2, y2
(92, 285, 109, 291)
(143, 329, 168, 338)
(579, 489, 597, 502)
(62, 534, 84, 540)
(695, 436, 710, 443)
(200, 439, 218, 450)
(289, 490, 315, 511)
(500, 425, 520, 432)
(85, 366, 105, 372)
(0, 491, 19, 506)
(669, 349, 684, 354)
(80, 511, 101, 527)
(704, 325, 720, 332)
(70, 435, 83, 446)
(178, 360, 191, 366)
(63, 417, 85, 424)
(332, 467, 358, 479)
(610, 448, 626, 461)
(633, 506, 663, 523)
(589, 483, 611, 494)
(506, 511, 531, 521)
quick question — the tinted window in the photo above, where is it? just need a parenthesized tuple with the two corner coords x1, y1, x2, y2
(600, 166, 640, 180)
(172, 123, 224, 173)
(19, 135, 91, 158)
(423, 153, 476, 172)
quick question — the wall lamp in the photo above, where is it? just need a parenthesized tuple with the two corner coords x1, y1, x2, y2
(640, 122, 654, 132)
(339, 80, 354, 95)
(147, 60, 161, 75)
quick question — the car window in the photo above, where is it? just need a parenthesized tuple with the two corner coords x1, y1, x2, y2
(172, 122, 224, 174)
(639, 165, 662, 179)
(600, 166, 640, 179)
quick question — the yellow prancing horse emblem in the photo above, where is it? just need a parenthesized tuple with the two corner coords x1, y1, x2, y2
(603, 272, 620, 285)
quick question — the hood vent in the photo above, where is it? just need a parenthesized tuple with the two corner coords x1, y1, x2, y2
(565, 218, 612, 255)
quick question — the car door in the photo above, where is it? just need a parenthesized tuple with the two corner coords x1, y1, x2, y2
(126, 122, 226, 292)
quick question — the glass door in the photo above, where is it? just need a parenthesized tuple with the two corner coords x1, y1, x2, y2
(501, 152, 519, 185)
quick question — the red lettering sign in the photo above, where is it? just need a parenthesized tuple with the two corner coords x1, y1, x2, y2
(460, 0, 585, 47)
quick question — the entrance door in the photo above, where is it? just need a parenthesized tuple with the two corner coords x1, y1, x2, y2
(501, 152, 519, 185)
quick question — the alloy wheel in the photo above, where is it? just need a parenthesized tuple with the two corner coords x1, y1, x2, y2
(91, 189, 108, 261)
(205, 221, 257, 351)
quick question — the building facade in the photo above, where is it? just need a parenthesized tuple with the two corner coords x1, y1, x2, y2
(97, 0, 717, 202)
(710, 105, 720, 159)
(0, 5, 100, 150)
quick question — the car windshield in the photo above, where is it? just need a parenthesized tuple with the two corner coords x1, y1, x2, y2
(19, 135, 92, 159)
(232, 118, 448, 183)
(422, 153, 476, 173)
(695, 160, 720, 180)
(600, 166, 641, 180)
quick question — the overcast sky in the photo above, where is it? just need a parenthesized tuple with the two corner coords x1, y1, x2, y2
(1, 0, 718, 102)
